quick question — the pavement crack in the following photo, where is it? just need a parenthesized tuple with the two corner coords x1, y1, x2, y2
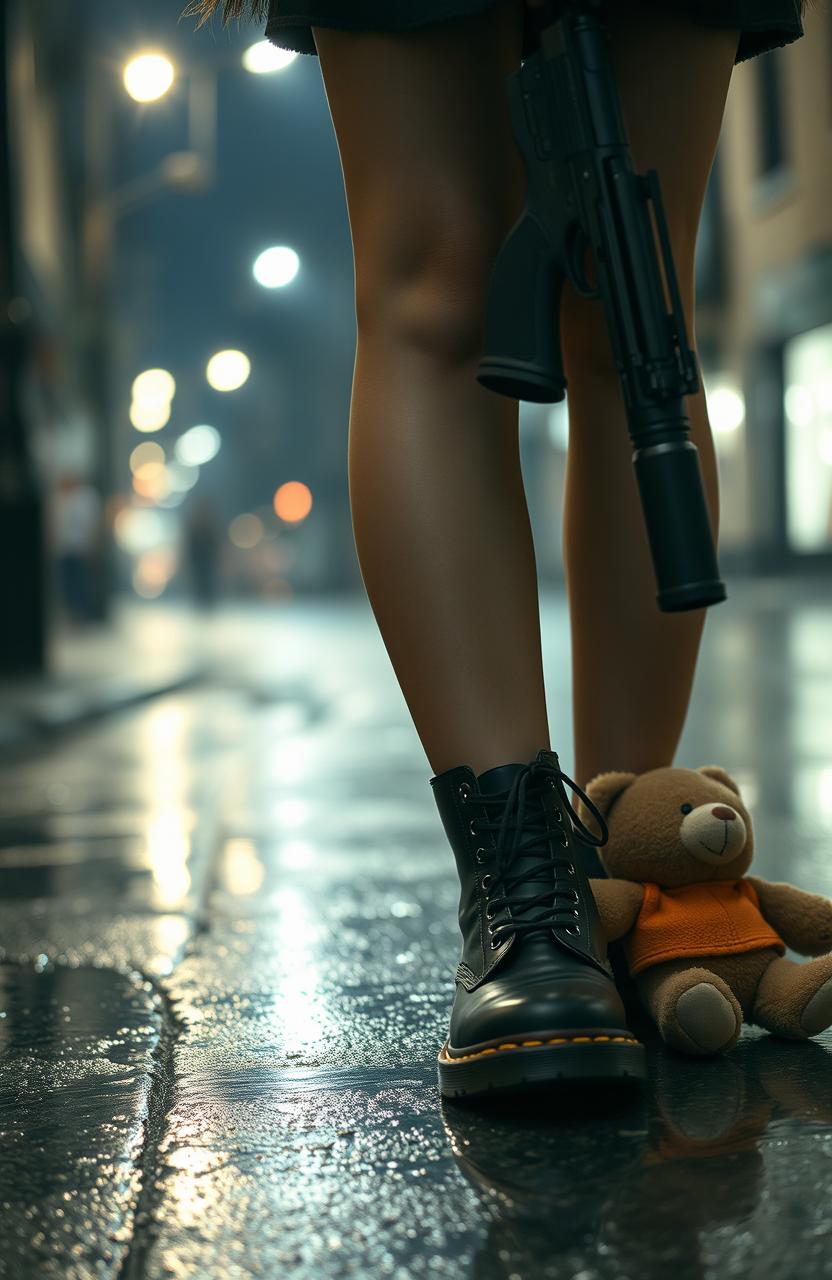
(115, 972, 182, 1280)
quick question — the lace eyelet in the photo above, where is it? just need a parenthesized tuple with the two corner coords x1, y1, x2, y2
(475, 847, 486, 864)
(571, 907, 580, 918)
(458, 783, 471, 804)
(566, 862, 575, 875)
(486, 903, 497, 921)
(560, 833, 569, 847)
(468, 818, 478, 836)
(490, 937, 502, 950)
(565, 924, 580, 935)
(482, 873, 493, 891)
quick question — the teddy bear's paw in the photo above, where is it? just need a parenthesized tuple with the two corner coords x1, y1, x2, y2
(670, 982, 741, 1055)
(799, 975, 832, 1035)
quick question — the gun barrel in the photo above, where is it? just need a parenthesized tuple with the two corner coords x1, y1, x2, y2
(633, 434, 726, 611)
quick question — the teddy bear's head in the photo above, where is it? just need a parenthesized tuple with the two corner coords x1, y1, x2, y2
(580, 764, 754, 887)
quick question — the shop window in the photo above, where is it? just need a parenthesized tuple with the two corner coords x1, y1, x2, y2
(784, 323, 832, 553)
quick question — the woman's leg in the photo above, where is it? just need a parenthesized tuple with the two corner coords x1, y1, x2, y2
(559, 6, 741, 790)
(313, 2, 548, 778)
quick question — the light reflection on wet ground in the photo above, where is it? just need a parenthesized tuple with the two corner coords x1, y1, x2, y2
(0, 965, 163, 1277)
(1, 586, 832, 1278)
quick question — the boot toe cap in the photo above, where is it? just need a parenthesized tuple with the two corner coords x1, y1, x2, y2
(450, 966, 631, 1051)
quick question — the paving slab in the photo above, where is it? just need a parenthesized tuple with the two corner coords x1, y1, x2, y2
(0, 964, 167, 1280)
(0, 680, 228, 1280)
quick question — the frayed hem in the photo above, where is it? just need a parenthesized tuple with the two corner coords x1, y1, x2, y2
(264, 1, 806, 66)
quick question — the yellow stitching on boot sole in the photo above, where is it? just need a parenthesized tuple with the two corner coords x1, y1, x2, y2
(440, 1033, 640, 1062)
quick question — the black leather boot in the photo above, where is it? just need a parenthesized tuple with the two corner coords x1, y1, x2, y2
(431, 747, 645, 1098)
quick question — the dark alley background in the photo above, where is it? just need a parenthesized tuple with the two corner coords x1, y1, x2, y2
(1, 1, 832, 1277)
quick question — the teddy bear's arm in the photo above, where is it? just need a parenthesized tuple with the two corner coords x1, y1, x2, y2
(589, 878, 644, 942)
(746, 875, 832, 955)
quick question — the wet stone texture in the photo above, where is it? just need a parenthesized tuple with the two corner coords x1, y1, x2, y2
(0, 965, 164, 1280)
(2, 588, 832, 1279)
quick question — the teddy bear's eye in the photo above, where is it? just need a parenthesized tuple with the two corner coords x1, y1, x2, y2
(680, 803, 693, 815)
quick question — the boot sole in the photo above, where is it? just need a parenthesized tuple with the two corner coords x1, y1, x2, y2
(437, 1030, 645, 1099)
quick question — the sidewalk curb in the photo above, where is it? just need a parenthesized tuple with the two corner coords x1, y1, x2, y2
(0, 665, 209, 754)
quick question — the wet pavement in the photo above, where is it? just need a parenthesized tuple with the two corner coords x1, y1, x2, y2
(2, 582, 832, 1280)
(0, 603, 209, 751)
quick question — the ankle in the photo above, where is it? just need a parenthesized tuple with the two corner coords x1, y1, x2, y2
(431, 743, 551, 780)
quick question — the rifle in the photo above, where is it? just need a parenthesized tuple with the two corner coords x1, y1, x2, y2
(477, 0, 726, 612)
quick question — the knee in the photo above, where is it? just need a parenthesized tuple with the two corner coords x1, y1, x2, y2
(353, 208, 513, 366)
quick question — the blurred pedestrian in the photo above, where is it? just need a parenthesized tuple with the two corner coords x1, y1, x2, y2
(52, 471, 102, 625)
(184, 494, 222, 609)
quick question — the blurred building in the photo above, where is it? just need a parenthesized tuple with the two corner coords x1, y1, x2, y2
(696, 10, 832, 574)
(2, 0, 93, 673)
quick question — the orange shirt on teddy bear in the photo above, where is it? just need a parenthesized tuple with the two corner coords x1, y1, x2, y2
(623, 878, 785, 976)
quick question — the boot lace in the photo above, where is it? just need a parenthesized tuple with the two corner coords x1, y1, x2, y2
(461, 754, 608, 947)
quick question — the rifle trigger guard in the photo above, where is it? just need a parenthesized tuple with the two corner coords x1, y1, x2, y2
(565, 223, 601, 301)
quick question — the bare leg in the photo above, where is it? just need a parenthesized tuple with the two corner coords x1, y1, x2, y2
(559, 6, 740, 789)
(313, 2, 551, 779)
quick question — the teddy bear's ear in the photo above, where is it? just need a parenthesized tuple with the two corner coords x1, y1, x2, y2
(583, 770, 638, 819)
(697, 764, 741, 796)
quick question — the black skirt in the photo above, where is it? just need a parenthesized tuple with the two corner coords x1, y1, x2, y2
(264, 0, 806, 65)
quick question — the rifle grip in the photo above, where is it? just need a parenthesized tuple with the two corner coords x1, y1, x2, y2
(476, 212, 566, 404)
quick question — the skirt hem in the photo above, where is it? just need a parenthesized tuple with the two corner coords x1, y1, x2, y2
(264, 0, 804, 65)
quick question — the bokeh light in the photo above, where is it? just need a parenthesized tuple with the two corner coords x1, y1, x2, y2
(132, 462, 172, 501)
(129, 441, 165, 472)
(167, 462, 200, 492)
(132, 368, 176, 405)
(706, 384, 745, 434)
(242, 41, 298, 74)
(253, 246, 300, 289)
(174, 425, 221, 467)
(123, 53, 175, 103)
(206, 349, 250, 392)
(130, 399, 171, 433)
(133, 547, 177, 598)
(229, 513, 265, 549)
(273, 480, 312, 524)
(114, 507, 168, 554)
(158, 490, 186, 509)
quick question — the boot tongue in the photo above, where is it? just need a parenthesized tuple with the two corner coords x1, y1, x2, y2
(476, 762, 527, 794)
(475, 762, 557, 911)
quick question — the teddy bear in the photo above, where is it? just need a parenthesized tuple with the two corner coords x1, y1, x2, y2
(579, 764, 832, 1055)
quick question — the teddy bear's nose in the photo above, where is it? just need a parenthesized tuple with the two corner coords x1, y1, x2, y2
(711, 806, 736, 821)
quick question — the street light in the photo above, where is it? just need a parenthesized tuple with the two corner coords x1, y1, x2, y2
(253, 245, 300, 289)
(116, 36, 300, 205)
(84, 39, 294, 610)
(122, 53, 176, 103)
(206, 349, 250, 391)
